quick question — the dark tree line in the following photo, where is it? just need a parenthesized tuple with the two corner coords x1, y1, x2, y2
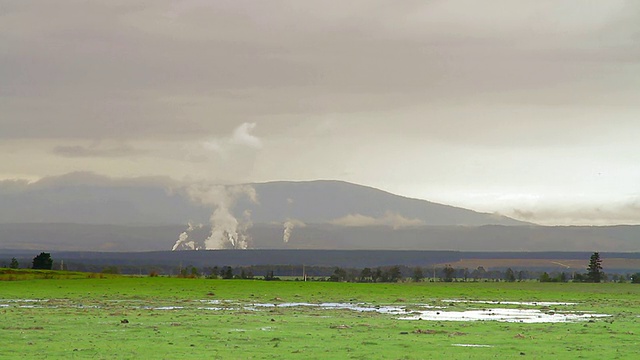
(329, 266, 403, 283)
(191, 253, 617, 283)
(11, 251, 637, 284)
(1, 253, 54, 270)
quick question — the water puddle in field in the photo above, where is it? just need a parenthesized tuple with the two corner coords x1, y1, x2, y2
(153, 306, 184, 310)
(0, 299, 49, 309)
(247, 302, 409, 314)
(399, 308, 609, 323)
(452, 344, 493, 348)
(1, 298, 610, 323)
(442, 299, 577, 306)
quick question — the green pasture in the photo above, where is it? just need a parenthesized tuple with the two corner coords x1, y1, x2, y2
(1, 274, 639, 359)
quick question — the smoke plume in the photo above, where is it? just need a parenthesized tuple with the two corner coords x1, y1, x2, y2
(282, 219, 306, 243)
(172, 222, 203, 251)
(173, 184, 257, 250)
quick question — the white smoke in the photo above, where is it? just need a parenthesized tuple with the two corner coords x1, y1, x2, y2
(172, 222, 204, 250)
(173, 184, 257, 250)
(283, 219, 306, 243)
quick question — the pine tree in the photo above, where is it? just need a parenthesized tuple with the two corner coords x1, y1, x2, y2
(586, 252, 603, 283)
(9, 257, 19, 269)
(32, 252, 53, 270)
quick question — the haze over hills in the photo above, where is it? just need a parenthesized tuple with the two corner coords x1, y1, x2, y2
(1, 172, 639, 252)
(243, 180, 527, 226)
(0, 172, 524, 226)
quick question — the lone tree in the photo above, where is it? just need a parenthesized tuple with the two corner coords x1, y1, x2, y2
(32, 252, 53, 270)
(586, 252, 603, 283)
(9, 257, 19, 269)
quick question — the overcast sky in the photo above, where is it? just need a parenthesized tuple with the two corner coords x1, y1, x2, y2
(1, 0, 639, 225)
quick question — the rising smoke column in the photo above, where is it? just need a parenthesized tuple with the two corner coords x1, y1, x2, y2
(283, 219, 305, 243)
(173, 184, 257, 250)
(172, 222, 204, 250)
(235, 210, 253, 249)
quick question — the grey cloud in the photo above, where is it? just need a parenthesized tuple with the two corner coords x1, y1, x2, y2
(52, 144, 145, 158)
(1, 1, 640, 226)
(29, 171, 178, 190)
(1, 1, 639, 142)
(509, 199, 640, 226)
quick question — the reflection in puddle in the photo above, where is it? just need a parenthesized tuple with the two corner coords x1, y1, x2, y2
(400, 308, 609, 323)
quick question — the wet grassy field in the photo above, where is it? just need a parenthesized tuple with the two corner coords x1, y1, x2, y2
(2, 272, 639, 359)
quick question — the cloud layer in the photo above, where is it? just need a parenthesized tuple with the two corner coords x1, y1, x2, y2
(2, 1, 639, 224)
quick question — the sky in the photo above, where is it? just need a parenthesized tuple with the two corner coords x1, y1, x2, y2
(1, 0, 640, 225)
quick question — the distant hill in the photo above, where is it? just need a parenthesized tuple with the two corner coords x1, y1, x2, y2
(241, 180, 526, 226)
(24, 173, 640, 253)
(0, 172, 526, 226)
(9, 173, 640, 253)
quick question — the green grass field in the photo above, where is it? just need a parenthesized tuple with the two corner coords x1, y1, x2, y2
(2, 272, 639, 359)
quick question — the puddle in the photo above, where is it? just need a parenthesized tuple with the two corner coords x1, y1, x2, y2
(198, 300, 223, 305)
(1, 298, 610, 323)
(249, 302, 409, 314)
(151, 306, 185, 310)
(443, 299, 577, 306)
(399, 308, 609, 323)
(452, 344, 493, 348)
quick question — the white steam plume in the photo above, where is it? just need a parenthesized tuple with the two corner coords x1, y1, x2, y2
(185, 184, 257, 250)
(283, 219, 305, 243)
(172, 222, 203, 251)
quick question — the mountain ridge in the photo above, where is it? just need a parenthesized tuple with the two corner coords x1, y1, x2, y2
(0, 173, 528, 226)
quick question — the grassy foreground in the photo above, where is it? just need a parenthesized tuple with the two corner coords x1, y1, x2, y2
(1, 274, 639, 359)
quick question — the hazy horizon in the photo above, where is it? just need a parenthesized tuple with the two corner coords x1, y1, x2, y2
(2, 1, 639, 226)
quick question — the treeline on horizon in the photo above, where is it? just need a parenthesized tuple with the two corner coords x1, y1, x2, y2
(5, 259, 640, 284)
(2, 251, 639, 283)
